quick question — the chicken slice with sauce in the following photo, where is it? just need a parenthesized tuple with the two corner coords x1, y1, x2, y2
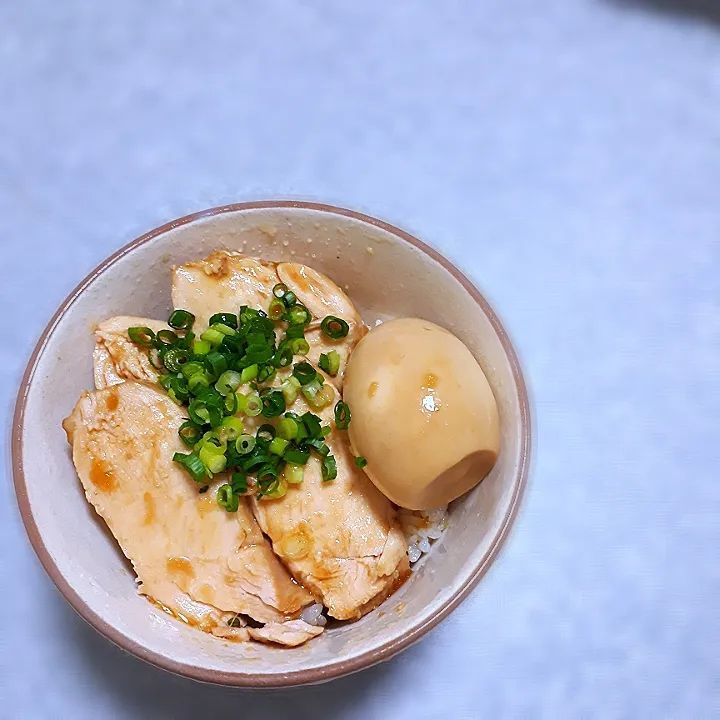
(171, 251, 364, 388)
(171, 251, 408, 619)
(275, 262, 366, 388)
(63, 381, 321, 645)
(245, 386, 409, 620)
(94, 316, 170, 390)
(172, 252, 279, 330)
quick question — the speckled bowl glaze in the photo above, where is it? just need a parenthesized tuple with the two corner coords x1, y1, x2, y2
(12, 202, 531, 687)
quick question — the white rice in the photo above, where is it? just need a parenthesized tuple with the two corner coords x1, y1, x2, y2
(398, 506, 449, 564)
(301, 602, 327, 627)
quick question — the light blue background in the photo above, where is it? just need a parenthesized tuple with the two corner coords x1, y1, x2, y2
(1, 2, 718, 718)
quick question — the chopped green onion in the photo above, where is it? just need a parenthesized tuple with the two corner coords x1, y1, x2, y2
(245, 346, 274, 364)
(163, 348, 191, 372)
(168, 310, 195, 331)
(286, 305, 312, 326)
(188, 398, 222, 427)
(320, 315, 350, 340)
(285, 324, 306, 340)
(273, 282, 289, 298)
(284, 447, 310, 465)
(217, 484, 239, 512)
(318, 350, 340, 376)
(238, 305, 260, 325)
(307, 438, 330, 457)
(223, 391, 239, 415)
(259, 471, 287, 500)
(302, 379, 334, 409)
(219, 416, 244, 442)
(181, 361, 205, 379)
(204, 352, 228, 379)
(243, 392, 262, 417)
(156, 329, 179, 347)
(322, 454, 338, 482)
(282, 462, 304, 485)
(256, 424, 276, 442)
(272, 345, 294, 368)
(176, 331, 195, 350)
(179, 420, 203, 447)
(292, 361, 317, 386)
(257, 364, 276, 383)
(261, 390, 286, 418)
(128, 326, 155, 347)
(268, 298, 286, 320)
(200, 327, 225, 347)
(188, 372, 211, 393)
(158, 374, 173, 391)
(235, 434, 256, 455)
(173, 451, 207, 482)
(355, 456, 367, 469)
(242, 450, 272, 473)
(209, 312, 238, 330)
(277, 417, 299, 441)
(239, 364, 259, 385)
(280, 376, 301, 405)
(192, 338, 212, 356)
(213, 322, 237, 337)
(200, 447, 227, 474)
(290, 338, 310, 356)
(269, 437, 289, 456)
(300, 412, 322, 439)
(231, 471, 248, 495)
(215, 370, 241, 396)
(198, 430, 227, 454)
(334, 401, 351, 430)
(283, 290, 297, 307)
(168, 375, 190, 402)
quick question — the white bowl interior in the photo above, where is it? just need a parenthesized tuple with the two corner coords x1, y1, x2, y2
(18, 205, 527, 683)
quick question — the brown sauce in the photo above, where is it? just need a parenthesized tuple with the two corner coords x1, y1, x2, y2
(89, 458, 118, 492)
(105, 387, 119, 411)
(142, 492, 155, 525)
(368, 381, 378, 398)
(166, 557, 195, 578)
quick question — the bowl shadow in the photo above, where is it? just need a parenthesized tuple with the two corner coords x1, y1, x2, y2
(47, 577, 424, 719)
(602, 0, 720, 28)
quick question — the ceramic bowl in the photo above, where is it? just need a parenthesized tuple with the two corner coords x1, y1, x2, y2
(12, 201, 531, 687)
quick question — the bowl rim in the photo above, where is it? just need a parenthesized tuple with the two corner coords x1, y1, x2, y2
(11, 200, 531, 687)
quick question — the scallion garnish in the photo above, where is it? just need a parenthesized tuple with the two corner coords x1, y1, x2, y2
(155, 329, 179, 346)
(128, 326, 156, 347)
(179, 420, 203, 447)
(173, 451, 207, 483)
(137, 288, 350, 506)
(260, 390, 286, 418)
(217, 483, 239, 512)
(334, 401, 351, 430)
(354, 456, 367, 469)
(209, 312, 238, 330)
(168, 310, 195, 330)
(320, 315, 349, 340)
(292, 361, 317, 386)
(318, 350, 340, 376)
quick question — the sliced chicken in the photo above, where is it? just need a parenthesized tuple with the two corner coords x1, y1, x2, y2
(172, 252, 278, 330)
(248, 620, 324, 647)
(276, 262, 366, 389)
(246, 387, 409, 620)
(63, 381, 318, 644)
(171, 251, 409, 620)
(94, 316, 169, 390)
